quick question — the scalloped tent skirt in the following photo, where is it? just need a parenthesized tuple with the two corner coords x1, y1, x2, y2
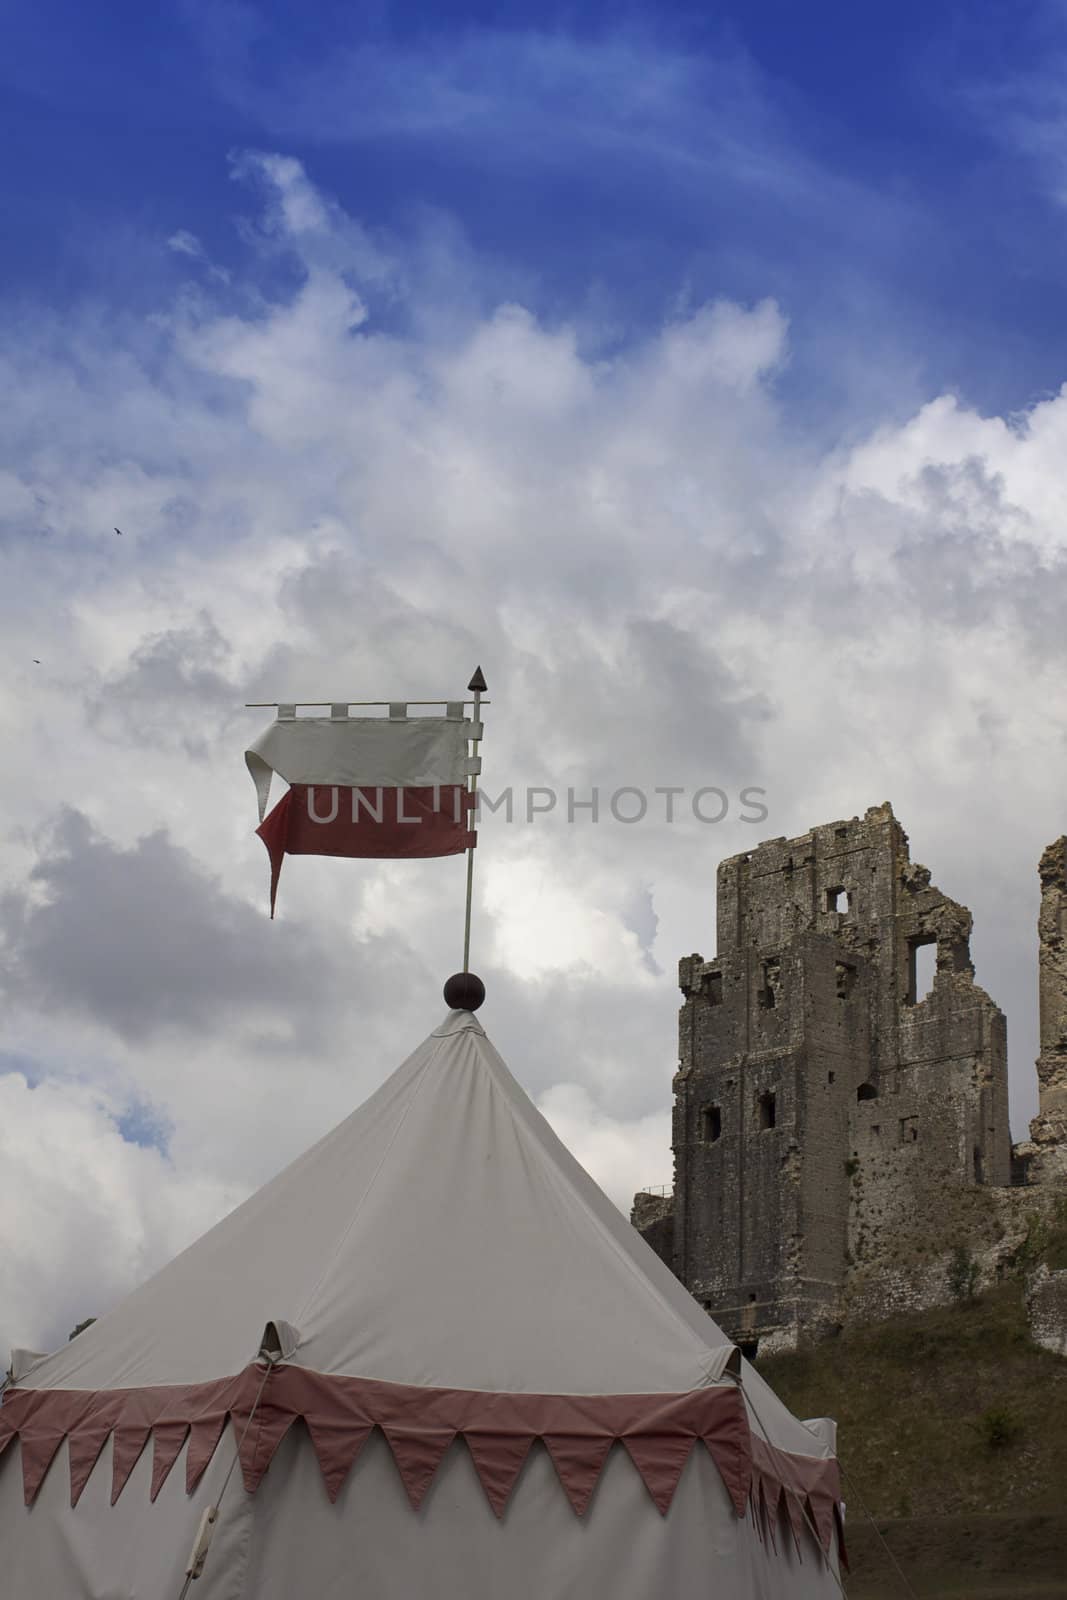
(0, 1422, 839, 1599)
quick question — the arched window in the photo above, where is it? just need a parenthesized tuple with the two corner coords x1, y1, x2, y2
(856, 1082, 878, 1102)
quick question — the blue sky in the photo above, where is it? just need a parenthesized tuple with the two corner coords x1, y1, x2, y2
(2, 1, 1067, 1352)
(4, 1, 1067, 423)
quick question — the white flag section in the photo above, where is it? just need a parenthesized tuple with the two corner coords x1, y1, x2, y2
(245, 709, 478, 821)
(1, 1012, 844, 1599)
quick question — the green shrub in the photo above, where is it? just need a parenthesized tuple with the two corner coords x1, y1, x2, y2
(1017, 1201, 1067, 1272)
(947, 1245, 980, 1302)
(974, 1408, 1021, 1450)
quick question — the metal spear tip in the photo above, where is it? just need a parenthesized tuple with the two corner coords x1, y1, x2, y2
(443, 971, 486, 1012)
(467, 665, 487, 693)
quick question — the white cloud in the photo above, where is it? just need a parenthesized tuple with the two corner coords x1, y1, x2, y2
(0, 1071, 238, 1357)
(1, 151, 1065, 1354)
(538, 1083, 673, 1210)
(484, 852, 660, 984)
(168, 228, 207, 261)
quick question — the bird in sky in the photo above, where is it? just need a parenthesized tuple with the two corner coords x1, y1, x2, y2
(32, 659, 40, 664)
(114, 527, 123, 536)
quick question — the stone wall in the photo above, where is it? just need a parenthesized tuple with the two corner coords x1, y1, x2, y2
(842, 1181, 1065, 1323)
(630, 1191, 674, 1267)
(1027, 1266, 1067, 1357)
(1020, 837, 1067, 1184)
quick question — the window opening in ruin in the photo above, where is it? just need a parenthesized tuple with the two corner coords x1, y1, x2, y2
(871, 1124, 880, 1135)
(747, 1293, 757, 1303)
(758, 1091, 777, 1131)
(701, 1105, 722, 1143)
(827, 1070, 836, 1084)
(906, 936, 937, 1005)
(836, 961, 857, 1000)
(738, 1339, 759, 1360)
(705, 970, 723, 1005)
(857, 1082, 878, 1102)
(826, 886, 848, 914)
(835, 827, 847, 839)
(758, 958, 781, 1009)
(973, 1145, 983, 1183)
(900, 1116, 918, 1144)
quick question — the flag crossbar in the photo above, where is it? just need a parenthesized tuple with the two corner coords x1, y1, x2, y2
(244, 700, 490, 710)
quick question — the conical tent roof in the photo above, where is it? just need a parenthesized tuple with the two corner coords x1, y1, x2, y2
(22, 1011, 736, 1396)
(2, 1009, 843, 1599)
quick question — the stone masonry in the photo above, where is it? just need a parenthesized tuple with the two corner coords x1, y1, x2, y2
(633, 805, 1067, 1355)
(1016, 837, 1067, 1185)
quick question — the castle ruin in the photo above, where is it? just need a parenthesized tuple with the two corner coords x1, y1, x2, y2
(1021, 837, 1067, 1185)
(633, 805, 1067, 1355)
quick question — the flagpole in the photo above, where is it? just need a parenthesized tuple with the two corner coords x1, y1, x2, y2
(462, 666, 486, 973)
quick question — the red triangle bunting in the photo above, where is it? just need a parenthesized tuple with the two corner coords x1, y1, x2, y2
(20, 1429, 67, 1506)
(235, 1406, 298, 1493)
(758, 1474, 779, 1554)
(186, 1411, 229, 1494)
(463, 1429, 535, 1518)
(809, 1492, 834, 1554)
(110, 1425, 150, 1504)
(0, 1361, 846, 1574)
(68, 1421, 112, 1506)
(835, 1505, 850, 1572)
(542, 1432, 614, 1517)
(783, 1488, 805, 1556)
(621, 1431, 695, 1515)
(305, 1416, 373, 1503)
(383, 1426, 456, 1510)
(150, 1422, 190, 1502)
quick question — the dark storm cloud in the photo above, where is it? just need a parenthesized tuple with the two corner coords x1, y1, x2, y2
(0, 809, 425, 1045)
(270, 548, 773, 795)
(85, 616, 242, 758)
(484, 964, 677, 1123)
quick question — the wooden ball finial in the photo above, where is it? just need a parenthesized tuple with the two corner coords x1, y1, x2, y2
(443, 972, 486, 1012)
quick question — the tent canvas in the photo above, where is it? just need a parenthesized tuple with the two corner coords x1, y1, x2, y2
(1, 1010, 844, 1598)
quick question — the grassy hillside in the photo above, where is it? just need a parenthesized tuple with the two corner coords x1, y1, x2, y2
(836, 1513, 1067, 1600)
(761, 1282, 1066, 1520)
(758, 1281, 1067, 1597)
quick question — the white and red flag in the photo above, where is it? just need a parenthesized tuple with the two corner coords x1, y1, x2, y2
(246, 703, 481, 916)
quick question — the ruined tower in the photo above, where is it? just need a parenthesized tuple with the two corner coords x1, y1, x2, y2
(658, 803, 1010, 1354)
(1025, 838, 1067, 1183)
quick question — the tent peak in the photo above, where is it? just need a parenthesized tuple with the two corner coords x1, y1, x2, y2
(432, 1009, 486, 1038)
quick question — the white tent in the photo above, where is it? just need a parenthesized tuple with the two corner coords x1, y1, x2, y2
(1, 1010, 844, 1597)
